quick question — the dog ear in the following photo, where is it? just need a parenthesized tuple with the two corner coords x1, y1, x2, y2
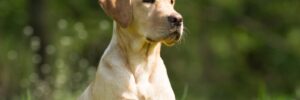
(99, 0, 133, 28)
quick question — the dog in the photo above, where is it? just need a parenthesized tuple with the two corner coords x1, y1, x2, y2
(79, 0, 183, 99)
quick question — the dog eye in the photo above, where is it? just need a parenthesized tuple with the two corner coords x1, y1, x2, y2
(143, 0, 155, 3)
(171, 0, 174, 4)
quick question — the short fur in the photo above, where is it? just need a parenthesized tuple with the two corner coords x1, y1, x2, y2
(79, 0, 183, 99)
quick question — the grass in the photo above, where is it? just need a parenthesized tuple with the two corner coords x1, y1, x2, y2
(181, 84, 189, 100)
(21, 89, 32, 100)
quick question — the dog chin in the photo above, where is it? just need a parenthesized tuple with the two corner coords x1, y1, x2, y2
(162, 41, 177, 46)
(162, 32, 181, 46)
(146, 31, 182, 46)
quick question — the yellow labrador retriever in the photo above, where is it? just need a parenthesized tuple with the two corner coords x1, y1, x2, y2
(79, 0, 183, 99)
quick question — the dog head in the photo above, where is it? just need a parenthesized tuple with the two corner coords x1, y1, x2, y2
(99, 0, 183, 46)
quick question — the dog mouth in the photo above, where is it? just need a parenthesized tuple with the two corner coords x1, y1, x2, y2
(162, 30, 182, 46)
(146, 27, 183, 46)
(146, 31, 182, 46)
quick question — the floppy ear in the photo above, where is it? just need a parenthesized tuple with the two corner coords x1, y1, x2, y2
(99, 0, 133, 28)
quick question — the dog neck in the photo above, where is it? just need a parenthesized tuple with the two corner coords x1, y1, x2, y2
(103, 22, 162, 82)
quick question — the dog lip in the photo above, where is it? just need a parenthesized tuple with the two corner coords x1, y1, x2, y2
(162, 31, 181, 46)
(169, 31, 181, 40)
(146, 37, 156, 42)
(169, 28, 178, 33)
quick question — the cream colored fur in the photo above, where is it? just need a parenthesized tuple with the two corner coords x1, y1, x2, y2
(79, 0, 183, 99)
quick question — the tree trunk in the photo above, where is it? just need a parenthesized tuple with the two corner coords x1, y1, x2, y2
(28, 0, 48, 81)
(28, 0, 51, 99)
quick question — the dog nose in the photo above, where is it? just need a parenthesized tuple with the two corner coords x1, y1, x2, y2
(168, 14, 183, 27)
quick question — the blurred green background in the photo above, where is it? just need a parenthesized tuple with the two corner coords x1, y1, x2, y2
(1, 0, 300, 100)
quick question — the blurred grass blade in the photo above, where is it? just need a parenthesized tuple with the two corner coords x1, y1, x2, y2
(27, 89, 32, 100)
(181, 84, 189, 100)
